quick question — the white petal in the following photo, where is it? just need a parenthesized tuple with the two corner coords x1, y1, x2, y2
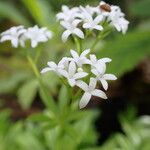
(68, 78, 76, 87)
(98, 58, 112, 63)
(91, 89, 107, 99)
(58, 69, 68, 78)
(89, 77, 97, 90)
(90, 54, 97, 62)
(12, 38, 18, 47)
(0, 35, 12, 42)
(79, 92, 91, 109)
(100, 79, 108, 90)
(94, 15, 103, 24)
(73, 72, 88, 79)
(94, 25, 103, 31)
(60, 21, 71, 29)
(62, 30, 71, 42)
(47, 61, 57, 68)
(103, 74, 117, 80)
(41, 67, 52, 73)
(81, 58, 91, 65)
(68, 61, 76, 77)
(73, 28, 84, 39)
(76, 80, 88, 91)
(83, 23, 91, 29)
(70, 49, 79, 59)
(91, 69, 99, 76)
(31, 40, 38, 48)
(80, 49, 90, 57)
(95, 63, 106, 74)
(72, 19, 81, 27)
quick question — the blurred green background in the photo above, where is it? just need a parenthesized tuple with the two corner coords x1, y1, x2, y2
(0, 0, 150, 149)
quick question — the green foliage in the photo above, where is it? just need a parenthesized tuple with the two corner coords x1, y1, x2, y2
(0, 107, 99, 150)
(21, 0, 55, 27)
(0, 72, 31, 94)
(130, 0, 150, 17)
(97, 31, 150, 77)
(0, 1, 29, 26)
(99, 108, 150, 150)
(17, 79, 38, 109)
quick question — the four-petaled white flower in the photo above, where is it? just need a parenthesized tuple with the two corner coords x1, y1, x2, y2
(56, 5, 80, 22)
(90, 54, 111, 74)
(61, 19, 84, 42)
(80, 7, 103, 31)
(24, 25, 53, 48)
(76, 78, 107, 109)
(41, 61, 65, 76)
(0, 26, 26, 47)
(70, 49, 91, 67)
(60, 61, 88, 87)
(91, 67, 117, 91)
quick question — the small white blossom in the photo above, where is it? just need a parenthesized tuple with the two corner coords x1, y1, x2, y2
(70, 49, 91, 67)
(80, 7, 103, 31)
(91, 67, 117, 91)
(24, 25, 53, 48)
(60, 61, 88, 87)
(41, 60, 65, 76)
(108, 6, 129, 34)
(99, 1, 129, 34)
(56, 5, 80, 22)
(90, 54, 111, 73)
(61, 20, 84, 42)
(76, 78, 107, 109)
(0, 26, 26, 47)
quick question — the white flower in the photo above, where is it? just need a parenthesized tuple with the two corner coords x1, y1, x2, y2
(70, 49, 91, 67)
(91, 67, 117, 91)
(76, 78, 107, 109)
(61, 19, 84, 42)
(0, 26, 26, 47)
(56, 5, 80, 22)
(108, 6, 129, 34)
(83, 15, 103, 31)
(80, 6, 103, 31)
(24, 25, 53, 48)
(110, 17, 129, 34)
(41, 60, 65, 76)
(90, 54, 111, 73)
(60, 61, 88, 87)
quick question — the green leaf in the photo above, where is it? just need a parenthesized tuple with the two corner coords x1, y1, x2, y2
(0, 1, 30, 26)
(58, 85, 69, 110)
(17, 79, 38, 109)
(0, 72, 31, 94)
(130, 0, 150, 17)
(21, 0, 55, 27)
(97, 31, 150, 77)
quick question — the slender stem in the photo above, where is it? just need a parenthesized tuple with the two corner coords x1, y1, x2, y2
(35, 47, 42, 64)
(27, 55, 57, 113)
(73, 36, 81, 54)
(91, 27, 112, 52)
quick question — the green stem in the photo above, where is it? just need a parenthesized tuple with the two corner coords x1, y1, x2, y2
(34, 47, 42, 64)
(27, 55, 57, 113)
(91, 27, 112, 52)
(73, 36, 81, 54)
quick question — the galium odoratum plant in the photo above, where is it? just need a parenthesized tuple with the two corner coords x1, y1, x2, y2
(0, 1, 129, 109)
(41, 1, 129, 109)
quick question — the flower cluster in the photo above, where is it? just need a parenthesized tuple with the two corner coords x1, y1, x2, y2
(41, 49, 117, 109)
(0, 25, 53, 48)
(57, 1, 129, 42)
